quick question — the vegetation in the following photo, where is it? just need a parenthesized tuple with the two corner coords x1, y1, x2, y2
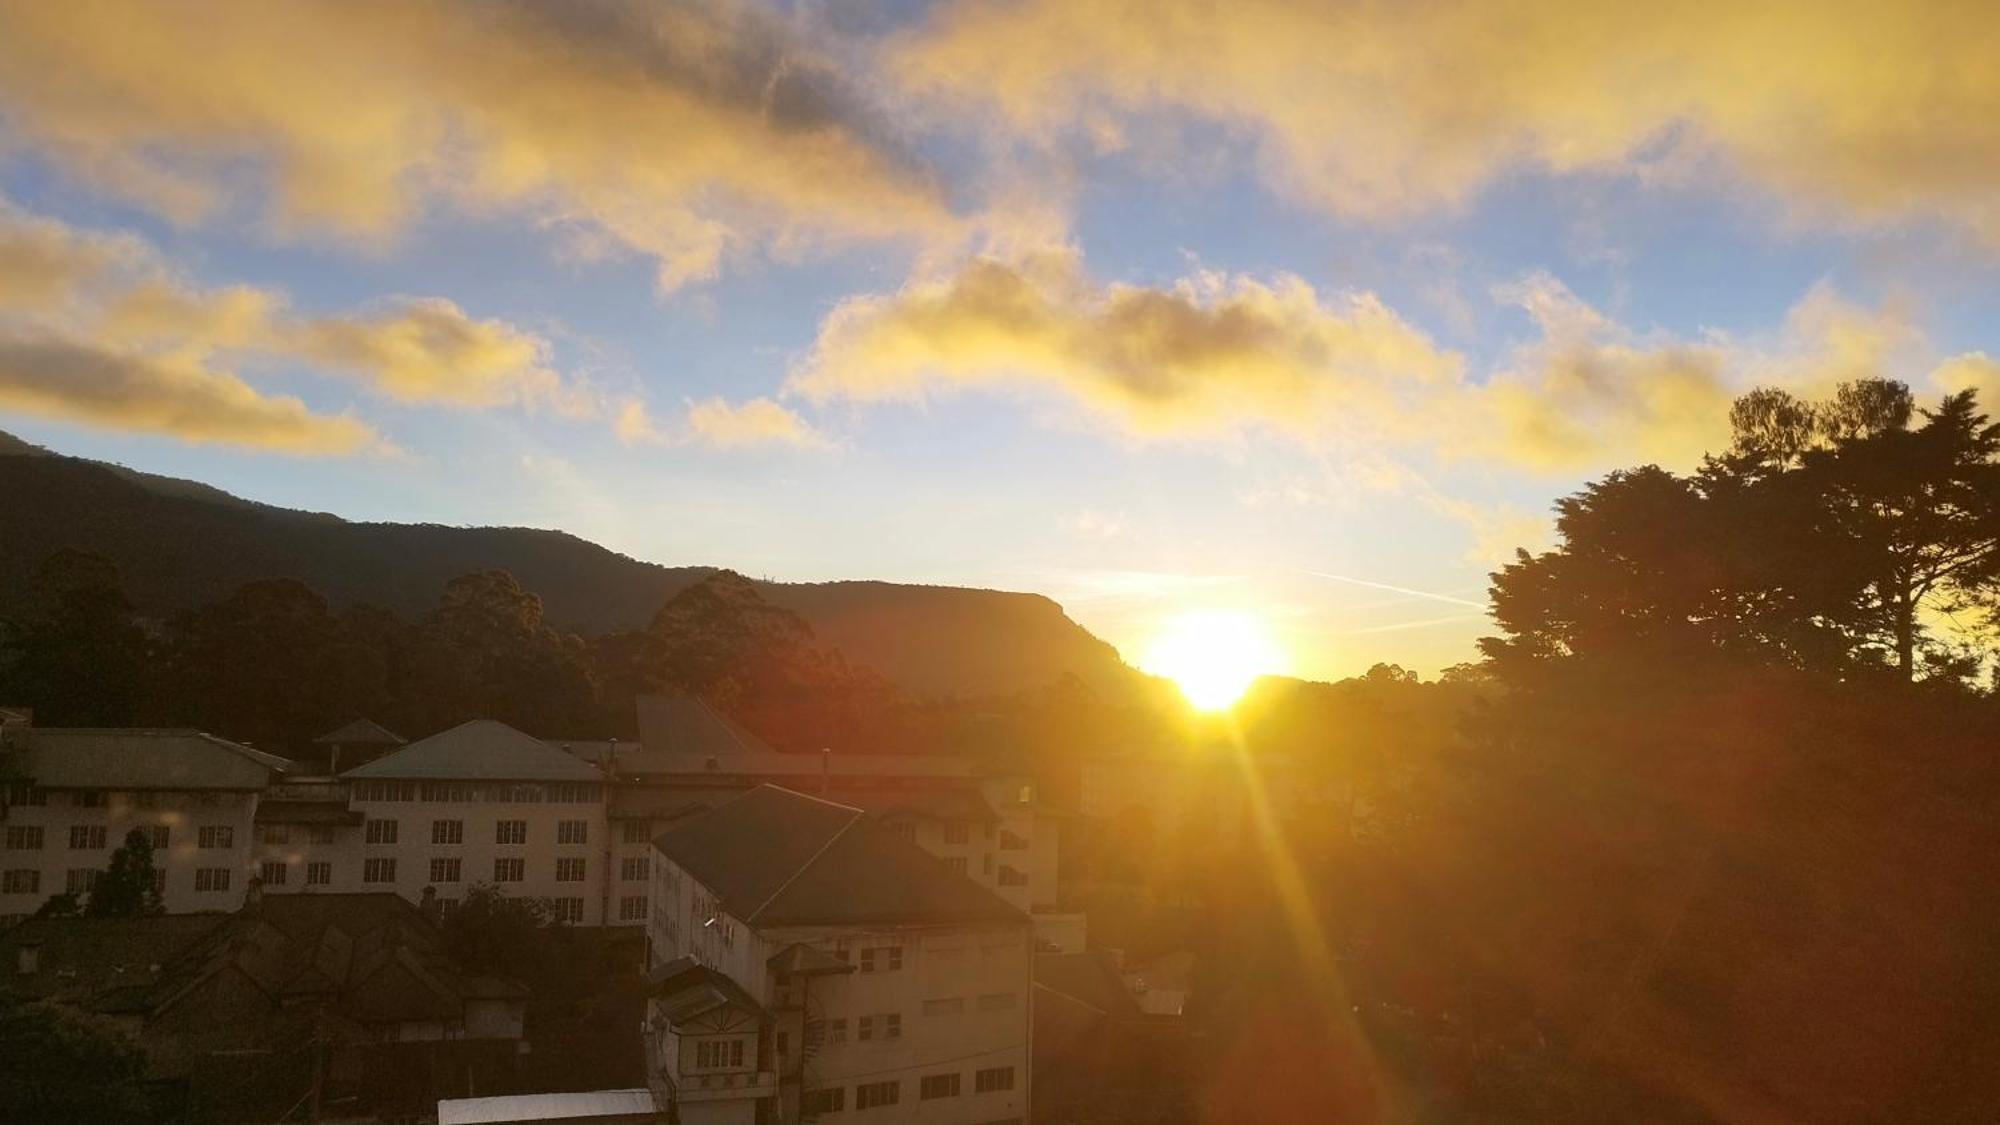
(0, 1003, 150, 1122)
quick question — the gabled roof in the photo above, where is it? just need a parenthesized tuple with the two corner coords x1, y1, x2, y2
(342, 719, 603, 781)
(9, 728, 288, 790)
(313, 717, 406, 746)
(634, 693, 772, 756)
(1036, 949, 1144, 1020)
(654, 785, 1027, 929)
(646, 956, 765, 1024)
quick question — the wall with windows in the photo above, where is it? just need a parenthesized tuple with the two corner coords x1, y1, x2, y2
(0, 786, 259, 919)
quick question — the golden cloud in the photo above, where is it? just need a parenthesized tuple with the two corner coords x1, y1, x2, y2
(0, 336, 377, 455)
(794, 250, 1966, 472)
(789, 248, 1462, 440)
(895, 0, 2000, 241)
(0, 203, 603, 450)
(0, 0, 950, 289)
(683, 396, 828, 449)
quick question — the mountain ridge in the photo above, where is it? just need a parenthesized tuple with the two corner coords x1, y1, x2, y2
(0, 433, 1134, 699)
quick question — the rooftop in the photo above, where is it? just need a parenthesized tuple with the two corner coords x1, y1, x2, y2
(313, 717, 407, 746)
(6, 728, 288, 790)
(653, 785, 1027, 929)
(344, 719, 604, 782)
(438, 1089, 658, 1124)
(633, 693, 772, 756)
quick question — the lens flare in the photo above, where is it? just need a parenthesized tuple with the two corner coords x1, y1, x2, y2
(1142, 610, 1286, 710)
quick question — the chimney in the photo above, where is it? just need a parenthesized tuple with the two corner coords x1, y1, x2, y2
(16, 943, 40, 976)
(420, 885, 438, 919)
(820, 747, 831, 795)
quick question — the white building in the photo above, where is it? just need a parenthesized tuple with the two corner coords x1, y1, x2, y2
(0, 722, 288, 921)
(645, 785, 1031, 1125)
(261, 720, 613, 925)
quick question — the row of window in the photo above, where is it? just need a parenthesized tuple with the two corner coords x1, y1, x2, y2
(802, 1068, 1015, 1115)
(360, 818, 591, 846)
(254, 825, 340, 846)
(350, 781, 601, 804)
(4, 825, 230, 851)
(0, 867, 231, 895)
(348, 856, 593, 885)
(4, 787, 230, 809)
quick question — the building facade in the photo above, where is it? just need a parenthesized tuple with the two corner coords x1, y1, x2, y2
(646, 785, 1031, 1125)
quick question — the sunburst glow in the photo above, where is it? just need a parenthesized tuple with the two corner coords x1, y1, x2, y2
(1142, 610, 1287, 711)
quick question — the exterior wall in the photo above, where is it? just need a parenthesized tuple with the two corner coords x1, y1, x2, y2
(341, 785, 608, 925)
(0, 786, 259, 919)
(646, 854, 1032, 1125)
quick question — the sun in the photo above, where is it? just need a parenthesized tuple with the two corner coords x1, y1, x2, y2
(1141, 610, 1287, 711)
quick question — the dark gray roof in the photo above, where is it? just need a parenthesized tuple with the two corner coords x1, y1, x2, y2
(10, 728, 289, 790)
(313, 718, 406, 746)
(342, 719, 603, 782)
(653, 785, 1028, 929)
(1036, 950, 1144, 1019)
(633, 694, 772, 757)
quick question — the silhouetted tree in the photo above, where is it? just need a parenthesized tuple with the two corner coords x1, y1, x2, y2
(0, 550, 148, 725)
(0, 1003, 150, 1122)
(83, 829, 163, 917)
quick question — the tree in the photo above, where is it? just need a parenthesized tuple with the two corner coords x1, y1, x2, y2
(0, 550, 148, 725)
(84, 829, 163, 917)
(412, 571, 600, 736)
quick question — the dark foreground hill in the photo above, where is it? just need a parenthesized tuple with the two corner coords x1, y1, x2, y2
(0, 434, 1130, 699)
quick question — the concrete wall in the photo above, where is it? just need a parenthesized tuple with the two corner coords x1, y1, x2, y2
(0, 787, 259, 919)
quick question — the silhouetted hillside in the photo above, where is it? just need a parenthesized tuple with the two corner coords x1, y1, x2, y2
(0, 435, 1133, 699)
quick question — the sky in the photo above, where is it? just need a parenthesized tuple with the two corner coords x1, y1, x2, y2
(0, 0, 1997, 683)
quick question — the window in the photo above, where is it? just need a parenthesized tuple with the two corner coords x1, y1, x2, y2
(555, 857, 586, 882)
(975, 1067, 1016, 1093)
(620, 856, 648, 881)
(306, 862, 332, 886)
(69, 825, 107, 850)
(943, 820, 969, 845)
(858, 1014, 901, 1041)
(856, 1081, 900, 1109)
(195, 867, 231, 893)
(144, 825, 169, 851)
(66, 868, 99, 894)
(890, 821, 916, 841)
(826, 1018, 847, 1043)
(494, 857, 525, 882)
(197, 825, 233, 849)
(557, 820, 588, 845)
(921, 1073, 962, 1100)
(362, 858, 396, 884)
(998, 865, 1029, 887)
(430, 857, 462, 883)
(364, 819, 397, 845)
(2, 870, 39, 894)
(306, 826, 337, 845)
(694, 1039, 745, 1069)
(923, 997, 965, 1016)
(431, 819, 464, 845)
(259, 861, 288, 885)
(257, 824, 290, 845)
(495, 820, 527, 845)
(4, 826, 43, 851)
(6, 784, 46, 807)
(945, 856, 968, 875)
(977, 992, 1017, 1011)
(73, 790, 105, 808)
(802, 1089, 845, 1115)
(621, 820, 649, 844)
(619, 895, 646, 921)
(857, 945, 902, 973)
(419, 782, 475, 802)
(999, 828, 1028, 850)
(551, 897, 584, 923)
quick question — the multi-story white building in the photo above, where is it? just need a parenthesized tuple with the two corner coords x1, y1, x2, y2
(0, 721, 288, 921)
(258, 720, 612, 925)
(646, 785, 1032, 1125)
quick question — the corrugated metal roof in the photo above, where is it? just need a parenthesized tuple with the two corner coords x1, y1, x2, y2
(13, 728, 288, 789)
(633, 693, 771, 756)
(343, 719, 604, 781)
(654, 785, 1027, 928)
(438, 1089, 658, 1124)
